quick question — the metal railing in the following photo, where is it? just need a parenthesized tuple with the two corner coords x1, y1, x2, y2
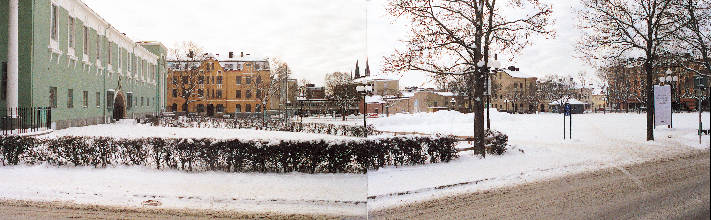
(1, 107, 52, 135)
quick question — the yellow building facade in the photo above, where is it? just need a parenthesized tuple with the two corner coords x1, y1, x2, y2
(167, 56, 271, 117)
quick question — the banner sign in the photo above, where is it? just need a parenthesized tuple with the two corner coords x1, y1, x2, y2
(654, 85, 671, 126)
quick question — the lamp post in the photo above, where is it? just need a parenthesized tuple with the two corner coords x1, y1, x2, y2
(486, 59, 501, 130)
(659, 68, 678, 128)
(356, 85, 372, 137)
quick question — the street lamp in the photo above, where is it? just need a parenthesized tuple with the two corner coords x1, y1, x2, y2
(486, 59, 501, 130)
(659, 68, 678, 128)
(450, 98, 456, 111)
(356, 85, 372, 137)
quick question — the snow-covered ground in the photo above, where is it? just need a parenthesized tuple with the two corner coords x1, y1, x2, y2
(367, 110, 710, 209)
(1, 111, 709, 215)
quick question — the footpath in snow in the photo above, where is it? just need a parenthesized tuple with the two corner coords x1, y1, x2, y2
(1, 111, 709, 215)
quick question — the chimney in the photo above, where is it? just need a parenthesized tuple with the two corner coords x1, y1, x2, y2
(229, 52, 234, 58)
(241, 52, 244, 57)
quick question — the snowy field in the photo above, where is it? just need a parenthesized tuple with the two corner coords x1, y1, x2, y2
(1, 111, 709, 216)
(367, 110, 710, 209)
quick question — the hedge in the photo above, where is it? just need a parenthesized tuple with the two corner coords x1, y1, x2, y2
(0, 135, 458, 173)
(152, 117, 378, 137)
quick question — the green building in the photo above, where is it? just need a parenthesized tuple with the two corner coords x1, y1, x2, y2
(1, 0, 167, 130)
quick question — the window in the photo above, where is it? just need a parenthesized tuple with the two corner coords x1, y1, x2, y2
(2, 62, 6, 99)
(212, 76, 215, 84)
(82, 91, 88, 107)
(198, 76, 204, 84)
(172, 76, 178, 85)
(182, 76, 188, 84)
(216, 90, 222, 98)
(246, 76, 252, 85)
(134, 97, 138, 107)
(235, 90, 241, 98)
(235, 104, 241, 113)
(51, 4, 58, 41)
(256, 104, 261, 112)
(96, 34, 100, 60)
(127, 93, 132, 110)
(83, 27, 89, 55)
(49, 87, 57, 108)
(141, 97, 144, 107)
(68, 17, 75, 49)
(513, 83, 517, 88)
(246, 90, 252, 99)
(236, 76, 241, 85)
(172, 89, 177, 98)
(67, 89, 74, 108)
(245, 104, 251, 112)
(216, 104, 225, 113)
(216, 76, 223, 85)
(107, 91, 114, 109)
(197, 104, 205, 113)
(95, 92, 101, 107)
(256, 76, 262, 84)
(254, 63, 261, 70)
(198, 89, 204, 97)
(256, 89, 262, 99)
(107, 43, 112, 65)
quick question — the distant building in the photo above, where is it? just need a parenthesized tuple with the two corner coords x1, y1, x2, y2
(1, 0, 167, 129)
(490, 67, 538, 113)
(166, 54, 271, 117)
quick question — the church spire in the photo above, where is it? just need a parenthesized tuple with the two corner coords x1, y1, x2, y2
(365, 59, 370, 77)
(354, 60, 361, 79)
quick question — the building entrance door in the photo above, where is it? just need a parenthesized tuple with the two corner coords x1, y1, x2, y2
(207, 104, 214, 117)
(113, 93, 126, 120)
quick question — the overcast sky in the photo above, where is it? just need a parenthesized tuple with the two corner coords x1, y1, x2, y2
(83, 0, 595, 87)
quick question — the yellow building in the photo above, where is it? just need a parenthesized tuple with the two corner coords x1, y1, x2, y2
(490, 68, 539, 113)
(167, 55, 271, 117)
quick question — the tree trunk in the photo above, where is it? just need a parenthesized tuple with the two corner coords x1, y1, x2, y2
(645, 54, 654, 141)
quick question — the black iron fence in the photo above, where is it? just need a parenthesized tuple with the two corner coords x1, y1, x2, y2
(1, 107, 52, 135)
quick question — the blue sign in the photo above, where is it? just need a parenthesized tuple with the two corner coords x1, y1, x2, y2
(564, 103, 571, 116)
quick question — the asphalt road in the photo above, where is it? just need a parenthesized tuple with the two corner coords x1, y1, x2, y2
(0, 200, 365, 220)
(369, 150, 710, 220)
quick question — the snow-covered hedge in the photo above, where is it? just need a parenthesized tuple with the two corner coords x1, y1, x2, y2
(1, 135, 457, 173)
(151, 117, 378, 137)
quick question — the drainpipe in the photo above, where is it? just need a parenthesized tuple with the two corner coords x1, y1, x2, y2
(103, 24, 111, 123)
(7, 0, 19, 115)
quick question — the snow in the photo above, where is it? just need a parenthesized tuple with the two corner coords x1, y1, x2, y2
(367, 110, 710, 209)
(2, 111, 709, 215)
(549, 97, 586, 105)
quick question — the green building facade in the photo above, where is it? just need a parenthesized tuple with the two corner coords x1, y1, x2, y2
(1, 0, 167, 129)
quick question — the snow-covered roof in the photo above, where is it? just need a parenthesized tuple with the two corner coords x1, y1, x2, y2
(549, 97, 585, 105)
(366, 95, 387, 104)
(401, 92, 415, 98)
(504, 70, 535, 79)
(434, 91, 456, 97)
(353, 75, 400, 83)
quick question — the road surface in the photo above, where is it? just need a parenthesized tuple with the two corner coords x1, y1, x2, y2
(370, 150, 710, 220)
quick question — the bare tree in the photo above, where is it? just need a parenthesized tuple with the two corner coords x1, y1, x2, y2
(270, 58, 295, 119)
(383, 0, 554, 156)
(325, 72, 358, 121)
(167, 41, 208, 113)
(576, 0, 683, 141)
(673, 0, 711, 76)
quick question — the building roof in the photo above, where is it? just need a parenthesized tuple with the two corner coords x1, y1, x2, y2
(504, 70, 535, 79)
(549, 97, 586, 105)
(366, 95, 387, 104)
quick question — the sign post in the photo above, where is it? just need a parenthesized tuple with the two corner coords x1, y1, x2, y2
(654, 85, 671, 127)
(564, 103, 571, 139)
